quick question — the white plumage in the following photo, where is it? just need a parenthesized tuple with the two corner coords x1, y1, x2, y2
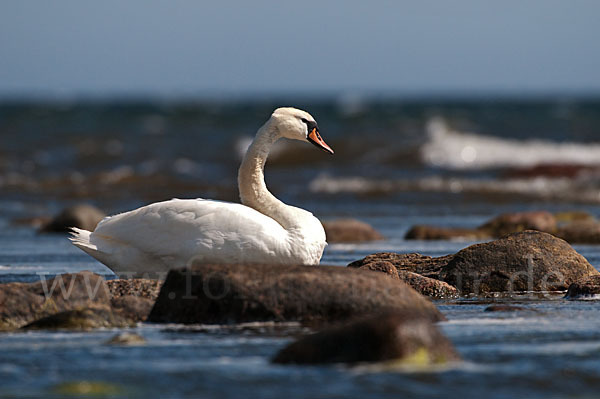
(70, 107, 334, 278)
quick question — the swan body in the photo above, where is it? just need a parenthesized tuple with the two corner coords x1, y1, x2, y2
(70, 107, 334, 278)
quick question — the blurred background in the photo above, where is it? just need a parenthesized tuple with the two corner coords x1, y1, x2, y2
(1, 0, 600, 223)
(4, 3, 600, 398)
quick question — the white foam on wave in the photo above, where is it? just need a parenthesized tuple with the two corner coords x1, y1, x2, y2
(309, 174, 600, 203)
(421, 118, 600, 170)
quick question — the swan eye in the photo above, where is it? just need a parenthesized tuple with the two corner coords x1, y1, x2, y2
(300, 118, 318, 133)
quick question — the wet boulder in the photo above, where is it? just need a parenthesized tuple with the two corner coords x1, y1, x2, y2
(110, 295, 155, 322)
(478, 211, 557, 237)
(0, 271, 111, 331)
(565, 275, 600, 299)
(106, 279, 163, 301)
(322, 219, 384, 243)
(147, 263, 444, 325)
(272, 312, 460, 365)
(555, 220, 600, 244)
(22, 304, 134, 331)
(355, 261, 400, 280)
(350, 259, 457, 299)
(39, 204, 105, 233)
(439, 231, 599, 295)
(348, 252, 453, 279)
(405, 225, 488, 241)
(395, 271, 459, 299)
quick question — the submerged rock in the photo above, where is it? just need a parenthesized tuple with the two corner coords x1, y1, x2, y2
(147, 263, 444, 325)
(0, 271, 111, 331)
(439, 231, 599, 295)
(565, 275, 600, 299)
(272, 312, 460, 365)
(22, 304, 133, 330)
(39, 204, 105, 233)
(105, 332, 146, 346)
(322, 219, 384, 243)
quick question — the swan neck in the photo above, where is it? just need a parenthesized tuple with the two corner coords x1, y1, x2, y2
(238, 122, 298, 229)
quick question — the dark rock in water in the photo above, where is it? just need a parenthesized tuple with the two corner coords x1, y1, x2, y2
(351, 258, 457, 299)
(110, 295, 154, 322)
(405, 225, 488, 241)
(147, 263, 444, 325)
(105, 332, 146, 346)
(478, 211, 557, 237)
(439, 231, 599, 295)
(484, 305, 538, 312)
(39, 204, 105, 233)
(565, 275, 600, 299)
(23, 304, 133, 330)
(348, 252, 453, 279)
(107, 279, 163, 301)
(272, 312, 460, 365)
(0, 271, 111, 331)
(357, 261, 399, 280)
(405, 211, 559, 241)
(555, 220, 600, 244)
(322, 219, 384, 243)
(554, 211, 595, 224)
(396, 271, 459, 299)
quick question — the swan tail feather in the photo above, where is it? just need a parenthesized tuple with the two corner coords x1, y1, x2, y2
(69, 227, 98, 251)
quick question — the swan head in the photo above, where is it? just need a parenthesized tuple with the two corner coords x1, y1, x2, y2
(270, 107, 334, 154)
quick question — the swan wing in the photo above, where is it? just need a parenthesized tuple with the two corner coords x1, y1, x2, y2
(90, 198, 291, 266)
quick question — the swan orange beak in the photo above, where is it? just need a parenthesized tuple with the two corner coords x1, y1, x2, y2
(308, 128, 334, 154)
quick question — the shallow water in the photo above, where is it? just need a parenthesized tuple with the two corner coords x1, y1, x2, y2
(2, 99, 600, 398)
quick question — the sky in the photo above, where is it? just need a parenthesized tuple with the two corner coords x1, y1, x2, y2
(1, 0, 599, 98)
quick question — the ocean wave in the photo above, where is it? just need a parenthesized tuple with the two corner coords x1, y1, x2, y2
(309, 174, 600, 203)
(421, 118, 600, 170)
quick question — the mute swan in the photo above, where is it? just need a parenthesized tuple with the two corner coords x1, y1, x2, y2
(70, 107, 334, 278)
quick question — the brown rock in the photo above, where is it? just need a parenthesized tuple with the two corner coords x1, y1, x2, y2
(555, 220, 600, 244)
(110, 295, 154, 322)
(272, 312, 460, 365)
(147, 263, 444, 325)
(106, 279, 162, 301)
(39, 204, 105, 233)
(554, 211, 595, 224)
(0, 271, 111, 331)
(405, 225, 489, 241)
(396, 271, 459, 299)
(105, 332, 146, 346)
(348, 252, 453, 279)
(439, 231, 599, 295)
(351, 258, 457, 299)
(322, 219, 384, 243)
(23, 304, 133, 331)
(357, 261, 399, 280)
(478, 211, 557, 237)
(565, 275, 600, 299)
